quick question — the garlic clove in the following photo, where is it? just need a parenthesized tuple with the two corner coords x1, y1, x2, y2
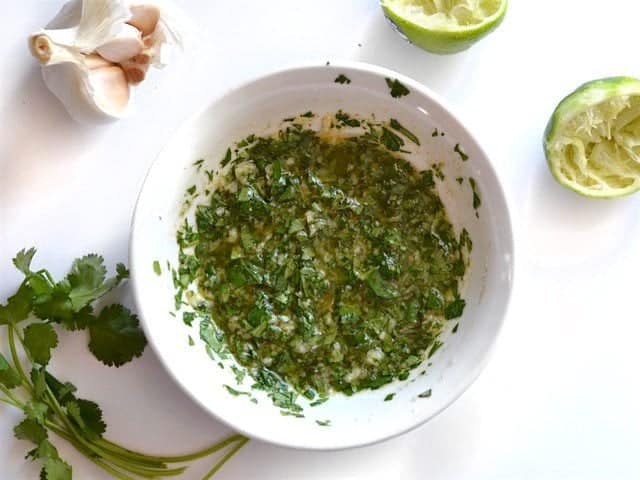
(41, 60, 129, 125)
(120, 58, 150, 85)
(127, 5, 161, 37)
(83, 52, 116, 69)
(95, 23, 143, 63)
(84, 57, 130, 116)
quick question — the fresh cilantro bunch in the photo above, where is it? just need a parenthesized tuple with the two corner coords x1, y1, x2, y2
(0, 249, 247, 480)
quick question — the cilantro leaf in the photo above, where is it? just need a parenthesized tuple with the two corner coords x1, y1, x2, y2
(31, 368, 47, 399)
(0, 281, 33, 325)
(61, 305, 95, 332)
(25, 401, 49, 424)
(66, 399, 106, 440)
(42, 458, 72, 480)
(32, 285, 73, 323)
(13, 248, 37, 274)
(67, 254, 106, 293)
(14, 418, 48, 444)
(24, 323, 59, 366)
(66, 255, 123, 311)
(0, 353, 21, 389)
(116, 263, 130, 280)
(44, 372, 77, 404)
(27, 439, 59, 461)
(88, 305, 146, 366)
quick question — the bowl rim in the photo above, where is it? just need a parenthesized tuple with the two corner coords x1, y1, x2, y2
(129, 59, 515, 451)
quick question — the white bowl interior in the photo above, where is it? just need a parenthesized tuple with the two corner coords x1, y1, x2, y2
(130, 62, 514, 450)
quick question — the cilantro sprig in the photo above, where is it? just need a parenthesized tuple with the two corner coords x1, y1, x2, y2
(0, 249, 247, 479)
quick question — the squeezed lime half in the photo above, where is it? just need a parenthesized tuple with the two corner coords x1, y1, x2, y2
(544, 77, 640, 198)
(381, 0, 508, 54)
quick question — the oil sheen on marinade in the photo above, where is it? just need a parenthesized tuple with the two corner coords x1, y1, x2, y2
(181, 126, 469, 396)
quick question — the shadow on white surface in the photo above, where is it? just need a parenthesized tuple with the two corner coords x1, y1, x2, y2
(215, 391, 483, 480)
(0, 65, 101, 206)
(523, 156, 640, 270)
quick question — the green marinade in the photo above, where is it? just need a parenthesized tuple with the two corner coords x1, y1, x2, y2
(178, 123, 469, 397)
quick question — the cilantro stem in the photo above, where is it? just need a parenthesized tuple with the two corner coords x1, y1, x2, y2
(45, 387, 190, 477)
(46, 421, 125, 475)
(0, 392, 22, 409)
(95, 433, 247, 463)
(0, 396, 18, 407)
(202, 436, 249, 480)
(0, 383, 25, 409)
(44, 387, 153, 476)
(7, 324, 34, 394)
(46, 422, 146, 480)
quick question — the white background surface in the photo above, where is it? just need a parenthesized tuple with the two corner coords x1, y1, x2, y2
(1, 1, 639, 478)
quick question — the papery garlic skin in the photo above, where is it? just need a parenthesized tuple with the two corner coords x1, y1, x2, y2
(29, 0, 183, 125)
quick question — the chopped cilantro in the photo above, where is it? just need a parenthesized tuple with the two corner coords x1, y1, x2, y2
(389, 119, 420, 145)
(177, 120, 470, 402)
(220, 148, 232, 167)
(182, 311, 195, 326)
(224, 385, 251, 397)
(384, 393, 395, 402)
(335, 111, 361, 127)
(380, 127, 405, 152)
(335, 74, 351, 84)
(153, 260, 161, 276)
(469, 178, 481, 211)
(445, 297, 466, 320)
(454, 143, 469, 161)
(418, 389, 432, 398)
(310, 397, 329, 407)
(427, 341, 443, 359)
(316, 419, 331, 426)
(385, 77, 410, 98)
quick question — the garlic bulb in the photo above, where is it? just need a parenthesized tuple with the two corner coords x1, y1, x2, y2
(29, 0, 183, 124)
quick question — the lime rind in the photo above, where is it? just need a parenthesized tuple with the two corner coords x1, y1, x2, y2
(381, 0, 508, 54)
(544, 77, 640, 198)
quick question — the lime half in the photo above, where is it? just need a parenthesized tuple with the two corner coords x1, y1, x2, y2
(381, 0, 508, 54)
(544, 77, 640, 198)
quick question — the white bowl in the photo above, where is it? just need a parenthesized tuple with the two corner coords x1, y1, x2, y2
(130, 61, 514, 450)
